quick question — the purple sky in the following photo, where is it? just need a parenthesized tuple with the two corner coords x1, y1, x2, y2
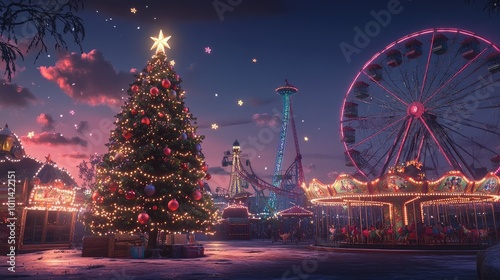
(1, 0, 499, 191)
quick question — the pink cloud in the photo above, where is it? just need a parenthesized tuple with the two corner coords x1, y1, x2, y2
(39, 49, 132, 106)
(251, 113, 281, 127)
(21, 132, 87, 147)
(36, 113, 55, 131)
(0, 80, 37, 107)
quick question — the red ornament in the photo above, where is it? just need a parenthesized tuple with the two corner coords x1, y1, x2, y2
(141, 110, 145, 115)
(168, 199, 179, 211)
(189, 132, 196, 139)
(183, 107, 189, 113)
(161, 79, 171, 89)
(152, 205, 158, 210)
(108, 182, 118, 192)
(158, 112, 164, 118)
(205, 173, 211, 180)
(202, 164, 208, 172)
(91, 191, 100, 201)
(141, 117, 151, 126)
(33, 177, 41, 185)
(147, 65, 153, 72)
(131, 109, 138, 115)
(125, 190, 136, 200)
(193, 190, 202, 201)
(163, 147, 172, 156)
(150, 86, 159, 96)
(198, 180, 204, 188)
(138, 212, 150, 225)
(181, 163, 188, 170)
(122, 131, 133, 140)
(97, 196, 104, 204)
(131, 85, 140, 93)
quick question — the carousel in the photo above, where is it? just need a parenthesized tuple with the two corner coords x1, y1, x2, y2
(304, 28, 500, 247)
(303, 163, 500, 246)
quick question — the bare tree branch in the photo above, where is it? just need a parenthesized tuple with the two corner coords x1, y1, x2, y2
(0, 0, 85, 81)
(465, 0, 500, 16)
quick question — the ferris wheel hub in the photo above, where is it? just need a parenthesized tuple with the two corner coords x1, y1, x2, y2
(407, 102, 424, 118)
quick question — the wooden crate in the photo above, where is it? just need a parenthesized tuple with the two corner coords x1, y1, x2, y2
(182, 245, 204, 258)
(81, 236, 111, 257)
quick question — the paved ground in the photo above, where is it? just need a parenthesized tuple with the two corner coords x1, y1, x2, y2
(1, 240, 479, 279)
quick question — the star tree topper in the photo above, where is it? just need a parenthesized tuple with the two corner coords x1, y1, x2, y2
(150, 30, 171, 54)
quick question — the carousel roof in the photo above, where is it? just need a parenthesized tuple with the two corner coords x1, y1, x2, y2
(222, 204, 249, 219)
(303, 170, 500, 205)
(278, 205, 313, 217)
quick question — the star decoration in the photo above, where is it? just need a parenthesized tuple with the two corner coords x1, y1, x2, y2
(150, 30, 171, 54)
(130, 7, 137, 14)
(211, 123, 219, 130)
(45, 154, 54, 163)
(237, 100, 243, 106)
(27, 131, 34, 139)
(205, 47, 212, 54)
(170, 60, 176, 66)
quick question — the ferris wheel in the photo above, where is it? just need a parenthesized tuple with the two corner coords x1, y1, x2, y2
(340, 28, 500, 181)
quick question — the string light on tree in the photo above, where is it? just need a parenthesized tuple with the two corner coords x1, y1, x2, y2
(83, 30, 217, 239)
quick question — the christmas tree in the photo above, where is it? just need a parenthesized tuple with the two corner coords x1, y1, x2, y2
(84, 31, 216, 239)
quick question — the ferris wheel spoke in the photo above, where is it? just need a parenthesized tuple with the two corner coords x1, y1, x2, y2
(419, 31, 437, 101)
(361, 70, 409, 106)
(416, 132, 426, 162)
(418, 116, 456, 168)
(432, 68, 487, 107)
(424, 46, 490, 106)
(428, 75, 500, 111)
(440, 121, 499, 155)
(432, 122, 480, 177)
(347, 114, 407, 149)
(393, 117, 415, 168)
(421, 32, 462, 103)
(378, 117, 412, 177)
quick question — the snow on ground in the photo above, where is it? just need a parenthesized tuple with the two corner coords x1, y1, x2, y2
(0, 240, 481, 280)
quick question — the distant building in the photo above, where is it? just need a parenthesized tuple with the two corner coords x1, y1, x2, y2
(0, 124, 85, 253)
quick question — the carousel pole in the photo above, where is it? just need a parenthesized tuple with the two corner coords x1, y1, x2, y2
(473, 202, 479, 244)
(481, 203, 487, 230)
(466, 204, 471, 228)
(364, 201, 369, 230)
(347, 202, 351, 243)
(413, 200, 418, 245)
(358, 198, 363, 243)
(426, 204, 430, 226)
(443, 204, 449, 225)
(491, 203, 498, 244)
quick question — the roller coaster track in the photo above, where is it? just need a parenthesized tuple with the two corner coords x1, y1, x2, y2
(235, 158, 302, 199)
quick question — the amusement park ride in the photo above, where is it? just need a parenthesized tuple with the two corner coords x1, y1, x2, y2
(221, 80, 306, 216)
(304, 28, 500, 237)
